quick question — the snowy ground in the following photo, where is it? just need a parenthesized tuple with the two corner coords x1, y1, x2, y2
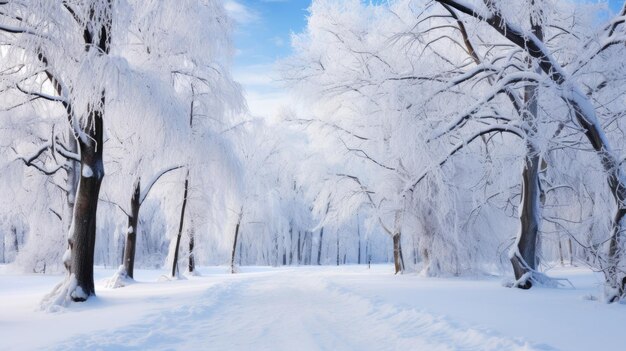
(0, 264, 623, 351)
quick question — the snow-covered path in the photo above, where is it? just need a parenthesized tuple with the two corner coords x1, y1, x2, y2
(49, 269, 537, 351)
(0, 265, 622, 350)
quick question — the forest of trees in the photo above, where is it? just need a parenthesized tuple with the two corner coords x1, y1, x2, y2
(1, 0, 626, 307)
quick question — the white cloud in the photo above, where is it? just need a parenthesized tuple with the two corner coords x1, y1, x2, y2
(233, 64, 302, 123)
(244, 90, 291, 122)
(233, 64, 278, 87)
(271, 36, 285, 47)
(224, 0, 259, 25)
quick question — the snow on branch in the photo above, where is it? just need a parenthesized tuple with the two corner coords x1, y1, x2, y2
(139, 165, 185, 205)
(409, 124, 523, 193)
(12, 142, 68, 176)
(428, 71, 542, 141)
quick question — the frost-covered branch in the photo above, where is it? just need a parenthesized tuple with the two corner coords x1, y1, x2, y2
(139, 165, 185, 205)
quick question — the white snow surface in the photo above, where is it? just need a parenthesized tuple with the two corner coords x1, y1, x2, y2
(0, 265, 622, 351)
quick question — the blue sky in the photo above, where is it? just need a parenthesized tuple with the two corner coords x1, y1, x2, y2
(226, 0, 311, 68)
(225, 0, 311, 119)
(226, 0, 624, 118)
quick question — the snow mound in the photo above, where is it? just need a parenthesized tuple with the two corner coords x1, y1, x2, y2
(104, 265, 135, 289)
(39, 274, 79, 312)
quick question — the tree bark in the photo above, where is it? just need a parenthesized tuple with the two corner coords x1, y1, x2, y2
(393, 232, 404, 274)
(510, 10, 543, 289)
(510, 154, 541, 288)
(336, 233, 340, 266)
(289, 225, 293, 265)
(171, 174, 189, 278)
(187, 87, 195, 274)
(317, 228, 324, 265)
(68, 106, 105, 301)
(230, 209, 243, 274)
(11, 226, 18, 255)
(297, 231, 301, 264)
(568, 238, 574, 266)
(607, 209, 626, 302)
(357, 214, 361, 264)
(123, 178, 140, 279)
(188, 225, 195, 273)
(317, 202, 330, 265)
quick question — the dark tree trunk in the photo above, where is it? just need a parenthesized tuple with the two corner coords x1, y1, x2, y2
(568, 238, 574, 266)
(510, 12, 543, 289)
(607, 209, 626, 302)
(317, 202, 330, 265)
(188, 226, 195, 273)
(68, 108, 105, 301)
(510, 152, 541, 288)
(187, 88, 195, 274)
(357, 215, 361, 264)
(123, 179, 141, 279)
(317, 227, 324, 265)
(399, 236, 405, 269)
(273, 233, 279, 266)
(306, 231, 312, 265)
(171, 174, 189, 278)
(289, 226, 293, 265)
(12, 226, 18, 254)
(297, 231, 301, 264)
(230, 209, 243, 274)
(336, 233, 340, 266)
(392, 232, 404, 274)
(37, 0, 113, 304)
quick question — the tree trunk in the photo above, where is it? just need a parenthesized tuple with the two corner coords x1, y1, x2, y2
(336, 233, 340, 266)
(317, 227, 324, 265)
(568, 238, 574, 266)
(230, 209, 243, 274)
(509, 12, 543, 289)
(606, 209, 626, 302)
(317, 202, 330, 265)
(273, 233, 279, 266)
(188, 226, 195, 273)
(68, 108, 105, 301)
(510, 152, 541, 288)
(66, 135, 79, 228)
(11, 226, 18, 255)
(282, 246, 286, 266)
(171, 174, 189, 278)
(393, 232, 404, 274)
(306, 231, 312, 265)
(297, 231, 301, 264)
(123, 178, 141, 279)
(289, 226, 293, 265)
(357, 214, 361, 264)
